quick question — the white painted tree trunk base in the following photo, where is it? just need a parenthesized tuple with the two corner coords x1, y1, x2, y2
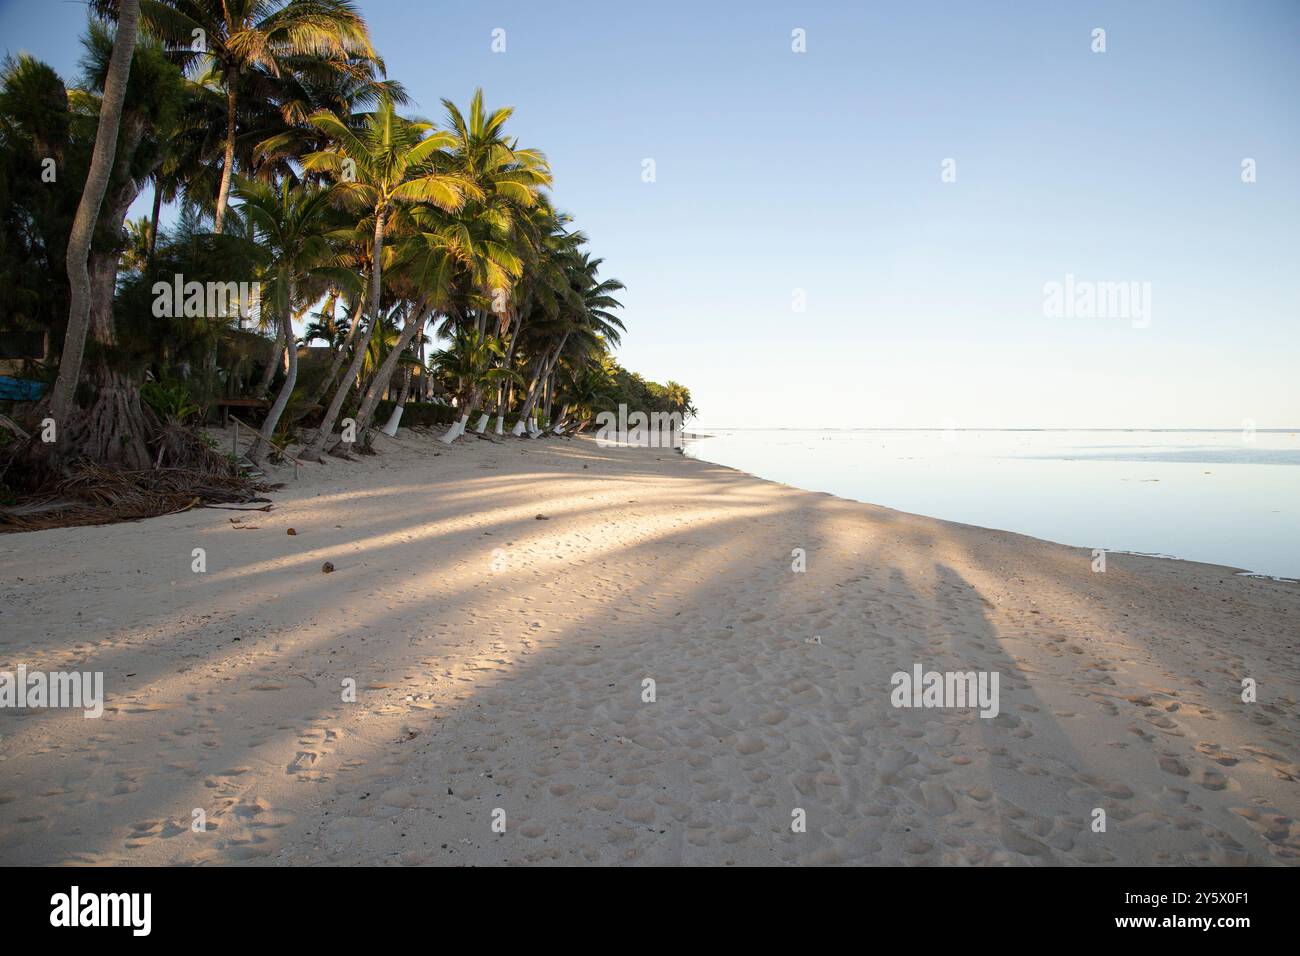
(381, 403, 404, 437)
(474, 412, 490, 434)
(511, 420, 528, 436)
(494, 415, 505, 435)
(440, 415, 468, 444)
(527, 423, 542, 438)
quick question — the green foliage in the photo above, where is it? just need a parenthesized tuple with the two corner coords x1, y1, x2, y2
(430, 326, 515, 402)
(140, 379, 200, 423)
(373, 400, 459, 428)
(600, 362, 696, 420)
(0, 9, 700, 464)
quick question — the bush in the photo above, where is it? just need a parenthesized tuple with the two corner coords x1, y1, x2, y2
(374, 400, 459, 428)
(140, 379, 200, 423)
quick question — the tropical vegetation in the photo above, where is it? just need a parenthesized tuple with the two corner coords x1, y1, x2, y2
(0, 0, 692, 523)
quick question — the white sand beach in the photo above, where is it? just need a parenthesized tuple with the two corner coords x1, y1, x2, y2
(1, 431, 1297, 866)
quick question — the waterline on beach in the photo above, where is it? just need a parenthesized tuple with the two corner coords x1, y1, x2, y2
(683, 428, 1300, 579)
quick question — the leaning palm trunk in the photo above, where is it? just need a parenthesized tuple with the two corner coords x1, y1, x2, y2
(213, 83, 237, 234)
(306, 314, 377, 458)
(494, 312, 520, 435)
(542, 371, 556, 427)
(354, 305, 429, 436)
(295, 298, 361, 424)
(475, 389, 499, 434)
(251, 297, 298, 463)
(511, 335, 567, 436)
(254, 322, 285, 398)
(492, 379, 508, 434)
(509, 357, 548, 436)
(380, 370, 411, 436)
(439, 391, 474, 443)
(45, 0, 140, 432)
(305, 214, 385, 460)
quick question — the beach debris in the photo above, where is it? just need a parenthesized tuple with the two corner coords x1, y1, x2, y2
(0, 454, 269, 533)
(805, 635, 823, 645)
(322, 561, 335, 574)
(0, 412, 31, 441)
(535, 514, 549, 520)
(287, 528, 297, 535)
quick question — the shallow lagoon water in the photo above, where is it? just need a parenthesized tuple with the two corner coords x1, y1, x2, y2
(682, 429, 1300, 579)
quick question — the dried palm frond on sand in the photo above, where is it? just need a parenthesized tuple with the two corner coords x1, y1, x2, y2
(0, 424, 274, 533)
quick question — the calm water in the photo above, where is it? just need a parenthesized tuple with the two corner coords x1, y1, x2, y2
(682, 429, 1300, 579)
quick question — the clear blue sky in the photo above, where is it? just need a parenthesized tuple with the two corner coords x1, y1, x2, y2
(2, 0, 1297, 427)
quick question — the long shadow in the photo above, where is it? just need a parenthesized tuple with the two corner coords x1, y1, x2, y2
(0, 451, 827, 864)
(2, 440, 1290, 865)
(0, 460, 775, 700)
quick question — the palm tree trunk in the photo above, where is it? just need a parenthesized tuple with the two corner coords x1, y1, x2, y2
(255, 321, 285, 398)
(355, 303, 428, 435)
(251, 292, 298, 463)
(507, 358, 540, 436)
(509, 355, 548, 436)
(213, 82, 237, 234)
(294, 294, 356, 421)
(305, 211, 385, 460)
(381, 369, 411, 436)
(551, 404, 569, 434)
(46, 0, 140, 432)
(494, 310, 519, 434)
(474, 391, 496, 433)
(440, 387, 476, 443)
(511, 334, 567, 435)
(419, 336, 431, 400)
(147, 179, 163, 262)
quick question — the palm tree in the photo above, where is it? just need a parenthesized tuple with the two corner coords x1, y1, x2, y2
(119, 216, 153, 274)
(293, 288, 360, 422)
(425, 205, 523, 440)
(233, 176, 342, 460)
(252, 60, 407, 182)
(38, 18, 190, 471)
(554, 361, 614, 431)
(45, 0, 140, 438)
(430, 326, 516, 437)
(432, 89, 550, 439)
(359, 303, 403, 384)
(142, 0, 380, 234)
(491, 203, 580, 434)
(663, 380, 697, 420)
(301, 295, 347, 348)
(379, 362, 417, 436)
(512, 251, 624, 435)
(300, 94, 479, 460)
(349, 214, 461, 437)
(142, 63, 226, 259)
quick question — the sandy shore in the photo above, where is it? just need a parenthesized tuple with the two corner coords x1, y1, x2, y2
(1, 430, 1297, 865)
